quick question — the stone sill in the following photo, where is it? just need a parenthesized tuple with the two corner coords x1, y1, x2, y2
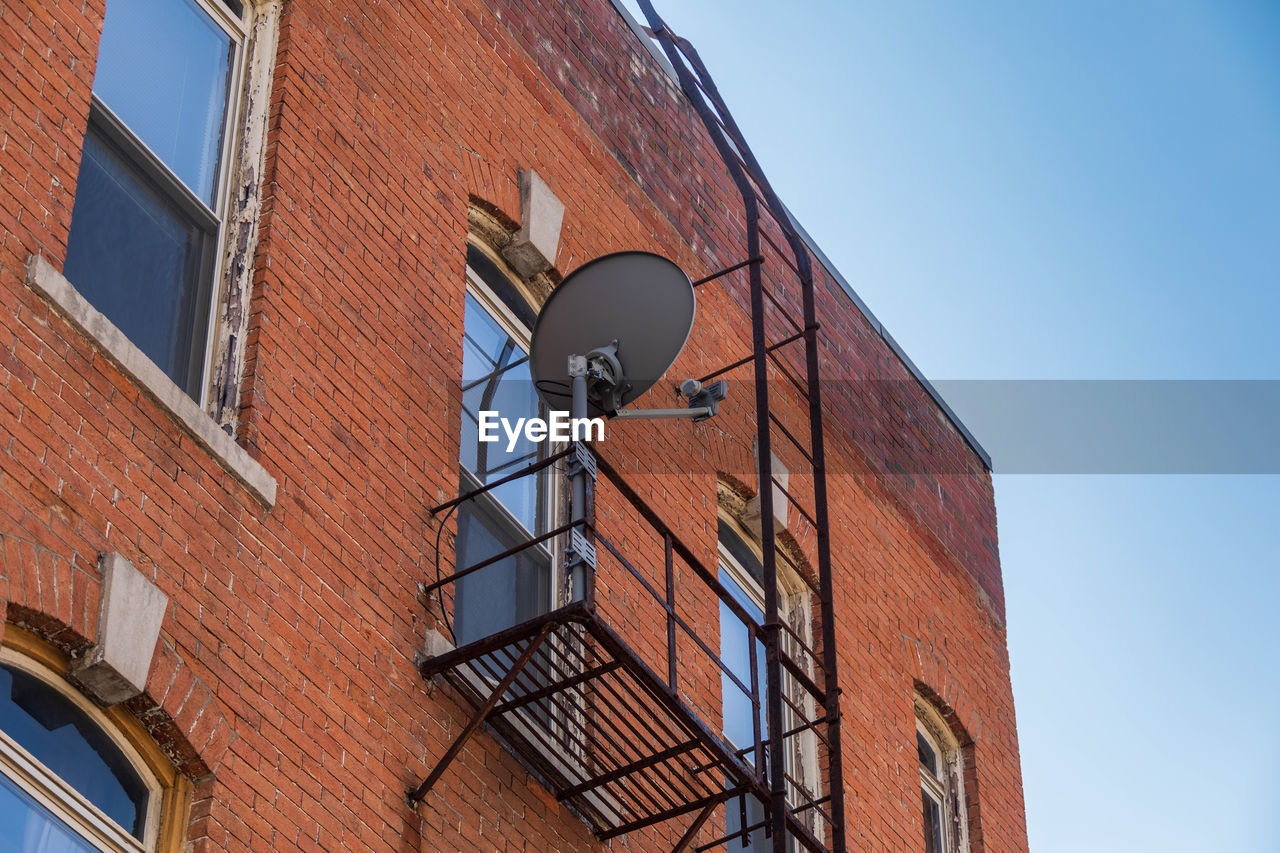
(25, 255, 276, 508)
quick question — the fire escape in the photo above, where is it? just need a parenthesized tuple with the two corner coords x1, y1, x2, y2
(409, 5, 848, 851)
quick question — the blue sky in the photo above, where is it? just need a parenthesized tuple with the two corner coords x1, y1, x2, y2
(620, 1, 1279, 850)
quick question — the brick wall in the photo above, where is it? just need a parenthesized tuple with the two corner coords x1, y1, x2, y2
(0, 0, 1026, 850)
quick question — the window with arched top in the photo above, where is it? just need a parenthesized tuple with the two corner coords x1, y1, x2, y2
(452, 241, 560, 646)
(0, 636, 187, 852)
(916, 694, 970, 853)
(717, 515, 821, 850)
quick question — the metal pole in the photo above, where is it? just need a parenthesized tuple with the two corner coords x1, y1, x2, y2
(568, 355, 589, 603)
(665, 533, 677, 688)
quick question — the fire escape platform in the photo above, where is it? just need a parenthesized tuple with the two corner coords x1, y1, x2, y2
(417, 601, 766, 841)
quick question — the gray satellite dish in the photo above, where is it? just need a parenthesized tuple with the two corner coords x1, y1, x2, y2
(531, 252, 696, 417)
(532, 251, 724, 606)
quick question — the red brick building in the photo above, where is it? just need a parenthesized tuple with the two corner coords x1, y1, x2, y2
(0, 0, 1027, 850)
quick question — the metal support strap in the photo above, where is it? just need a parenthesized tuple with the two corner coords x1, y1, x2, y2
(406, 624, 553, 805)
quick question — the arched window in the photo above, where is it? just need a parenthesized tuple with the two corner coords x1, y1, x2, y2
(916, 694, 970, 853)
(717, 516, 820, 850)
(452, 241, 559, 646)
(0, 647, 162, 852)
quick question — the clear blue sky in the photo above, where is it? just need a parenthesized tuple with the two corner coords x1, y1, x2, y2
(620, 1, 1279, 850)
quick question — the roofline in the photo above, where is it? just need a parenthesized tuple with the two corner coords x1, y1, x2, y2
(605, 0, 993, 471)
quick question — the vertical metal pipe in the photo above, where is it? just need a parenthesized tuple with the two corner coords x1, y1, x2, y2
(665, 533, 677, 688)
(568, 357, 589, 603)
(748, 623, 762, 783)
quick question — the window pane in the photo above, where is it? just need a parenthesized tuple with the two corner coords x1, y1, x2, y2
(65, 126, 213, 396)
(94, 0, 233, 203)
(917, 730, 939, 777)
(454, 287, 551, 647)
(459, 292, 541, 534)
(0, 772, 99, 853)
(0, 664, 148, 839)
(453, 491, 551, 646)
(722, 789, 772, 852)
(922, 790, 945, 853)
(719, 567, 768, 757)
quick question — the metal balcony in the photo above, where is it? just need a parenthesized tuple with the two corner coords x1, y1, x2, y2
(411, 451, 837, 851)
(410, 3, 851, 848)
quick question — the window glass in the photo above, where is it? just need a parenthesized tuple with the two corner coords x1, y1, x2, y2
(0, 663, 149, 839)
(917, 730, 938, 777)
(723, 790, 770, 853)
(453, 490, 550, 644)
(64, 127, 212, 392)
(922, 790, 944, 853)
(0, 772, 98, 853)
(454, 280, 551, 647)
(93, 0, 234, 203)
(718, 557, 771, 852)
(718, 567, 767, 753)
(459, 291, 540, 533)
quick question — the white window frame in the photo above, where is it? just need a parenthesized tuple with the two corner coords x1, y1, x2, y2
(459, 260, 563, 616)
(191, 0, 251, 408)
(915, 697, 971, 853)
(0, 648, 163, 853)
(717, 535, 821, 849)
(76, 0, 252, 406)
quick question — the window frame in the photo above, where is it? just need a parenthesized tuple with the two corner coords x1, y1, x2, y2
(455, 250, 563, 640)
(716, 519, 821, 851)
(0, 646, 164, 853)
(915, 697, 971, 853)
(71, 0, 252, 405)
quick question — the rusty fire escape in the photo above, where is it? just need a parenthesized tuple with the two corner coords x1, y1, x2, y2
(408, 4, 847, 850)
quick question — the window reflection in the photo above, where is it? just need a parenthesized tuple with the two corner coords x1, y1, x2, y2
(65, 127, 210, 391)
(93, 0, 233, 203)
(0, 663, 149, 839)
(718, 534, 771, 852)
(459, 291, 541, 533)
(454, 277, 552, 648)
(718, 568, 767, 753)
(918, 731, 938, 777)
(0, 773, 98, 853)
(922, 790, 944, 853)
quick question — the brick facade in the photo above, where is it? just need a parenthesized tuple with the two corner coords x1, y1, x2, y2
(0, 0, 1027, 850)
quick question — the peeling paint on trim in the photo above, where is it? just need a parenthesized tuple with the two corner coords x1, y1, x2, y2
(210, 1, 283, 432)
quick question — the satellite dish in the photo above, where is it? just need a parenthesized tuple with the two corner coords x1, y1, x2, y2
(531, 251, 695, 417)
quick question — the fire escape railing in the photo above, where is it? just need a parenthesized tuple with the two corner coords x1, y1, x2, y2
(408, 4, 847, 851)
(411, 442, 837, 850)
(634, 3, 848, 849)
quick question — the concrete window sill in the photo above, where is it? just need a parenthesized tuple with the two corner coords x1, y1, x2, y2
(25, 254, 276, 508)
